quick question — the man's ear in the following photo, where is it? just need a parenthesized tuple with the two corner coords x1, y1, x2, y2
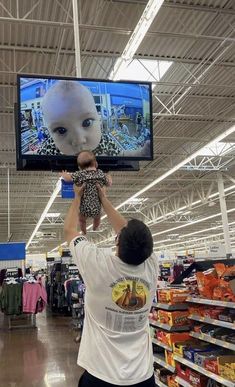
(95, 161, 98, 168)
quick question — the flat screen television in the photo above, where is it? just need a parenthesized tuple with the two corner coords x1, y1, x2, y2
(16, 75, 153, 171)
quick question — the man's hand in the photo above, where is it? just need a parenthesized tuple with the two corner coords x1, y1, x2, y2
(73, 184, 85, 199)
(96, 183, 107, 202)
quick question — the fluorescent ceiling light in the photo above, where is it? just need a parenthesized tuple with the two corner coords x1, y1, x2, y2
(153, 221, 235, 249)
(127, 197, 148, 204)
(95, 183, 235, 247)
(182, 220, 235, 238)
(197, 142, 235, 157)
(155, 232, 225, 250)
(152, 208, 235, 237)
(49, 126, 235, 252)
(115, 59, 172, 83)
(110, 0, 165, 80)
(26, 179, 61, 250)
(46, 213, 61, 218)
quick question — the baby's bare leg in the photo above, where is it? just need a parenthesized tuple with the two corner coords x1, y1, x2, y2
(79, 213, 87, 234)
(93, 215, 101, 231)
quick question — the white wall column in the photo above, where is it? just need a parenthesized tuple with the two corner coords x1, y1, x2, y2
(217, 172, 232, 258)
(72, 0, 81, 77)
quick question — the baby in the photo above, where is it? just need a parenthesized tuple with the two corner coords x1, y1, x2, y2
(41, 80, 102, 155)
(62, 150, 111, 234)
(39, 80, 149, 157)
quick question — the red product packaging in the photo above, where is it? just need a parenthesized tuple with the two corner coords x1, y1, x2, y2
(204, 358, 219, 375)
(188, 369, 208, 387)
(202, 307, 224, 319)
(176, 363, 190, 382)
(158, 310, 189, 326)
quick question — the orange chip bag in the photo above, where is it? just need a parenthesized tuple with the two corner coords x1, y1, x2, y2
(214, 263, 227, 278)
(196, 272, 219, 298)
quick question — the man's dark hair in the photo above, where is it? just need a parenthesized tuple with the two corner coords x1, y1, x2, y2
(118, 219, 153, 265)
(77, 150, 96, 170)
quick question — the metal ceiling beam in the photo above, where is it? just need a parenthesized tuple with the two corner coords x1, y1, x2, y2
(112, 1, 235, 16)
(154, 93, 235, 101)
(153, 113, 235, 123)
(0, 75, 235, 92)
(0, 43, 234, 68)
(0, 15, 234, 43)
(163, 2, 235, 16)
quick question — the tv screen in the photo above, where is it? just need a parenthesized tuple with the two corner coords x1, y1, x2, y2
(16, 75, 153, 171)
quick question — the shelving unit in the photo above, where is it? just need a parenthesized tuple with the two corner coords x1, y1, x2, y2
(187, 296, 235, 309)
(152, 302, 188, 311)
(152, 292, 235, 386)
(190, 331, 235, 351)
(154, 374, 168, 387)
(152, 338, 172, 352)
(149, 319, 190, 332)
(153, 354, 175, 373)
(173, 355, 234, 387)
(189, 314, 235, 330)
(175, 376, 192, 387)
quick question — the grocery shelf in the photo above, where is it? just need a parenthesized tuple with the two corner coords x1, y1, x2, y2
(187, 296, 235, 309)
(149, 319, 190, 332)
(152, 337, 172, 352)
(189, 314, 235, 330)
(175, 376, 192, 387)
(190, 331, 235, 351)
(154, 374, 168, 387)
(152, 302, 188, 311)
(153, 354, 175, 373)
(173, 355, 234, 387)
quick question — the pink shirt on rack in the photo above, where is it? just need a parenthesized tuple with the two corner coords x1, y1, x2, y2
(23, 282, 47, 313)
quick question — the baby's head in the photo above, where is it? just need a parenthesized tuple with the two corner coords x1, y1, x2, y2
(41, 80, 101, 155)
(77, 150, 97, 170)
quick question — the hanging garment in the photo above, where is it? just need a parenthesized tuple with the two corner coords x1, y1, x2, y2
(0, 283, 23, 315)
(23, 282, 47, 313)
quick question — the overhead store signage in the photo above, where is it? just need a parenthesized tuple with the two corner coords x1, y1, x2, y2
(61, 180, 75, 199)
(46, 257, 55, 262)
(209, 243, 226, 258)
(0, 242, 26, 261)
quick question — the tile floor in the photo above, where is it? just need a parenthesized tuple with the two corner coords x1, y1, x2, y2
(0, 311, 83, 387)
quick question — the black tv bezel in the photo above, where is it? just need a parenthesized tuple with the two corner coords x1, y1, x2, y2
(16, 74, 153, 171)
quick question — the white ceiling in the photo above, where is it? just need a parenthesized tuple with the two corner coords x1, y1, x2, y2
(0, 0, 235, 256)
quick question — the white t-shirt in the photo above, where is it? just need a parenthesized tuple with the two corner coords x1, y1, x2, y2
(70, 235, 158, 385)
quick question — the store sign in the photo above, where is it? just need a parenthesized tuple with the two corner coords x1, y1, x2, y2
(0, 242, 26, 260)
(46, 257, 55, 262)
(208, 243, 226, 257)
(61, 180, 74, 199)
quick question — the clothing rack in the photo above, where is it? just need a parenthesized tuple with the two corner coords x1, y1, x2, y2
(7, 313, 36, 330)
(0, 276, 47, 330)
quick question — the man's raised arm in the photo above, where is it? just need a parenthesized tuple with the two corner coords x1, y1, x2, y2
(64, 185, 84, 244)
(96, 184, 127, 234)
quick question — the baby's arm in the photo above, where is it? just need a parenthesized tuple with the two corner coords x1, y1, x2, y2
(105, 173, 112, 187)
(97, 170, 112, 188)
(61, 170, 73, 182)
(71, 171, 84, 186)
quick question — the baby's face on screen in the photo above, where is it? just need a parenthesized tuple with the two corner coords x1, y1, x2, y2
(42, 81, 101, 155)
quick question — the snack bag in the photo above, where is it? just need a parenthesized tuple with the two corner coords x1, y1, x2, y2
(196, 272, 219, 298)
(214, 263, 227, 278)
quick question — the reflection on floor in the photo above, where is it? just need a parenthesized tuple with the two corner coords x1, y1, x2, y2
(0, 311, 83, 387)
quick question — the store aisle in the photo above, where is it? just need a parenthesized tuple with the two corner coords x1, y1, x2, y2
(0, 312, 83, 387)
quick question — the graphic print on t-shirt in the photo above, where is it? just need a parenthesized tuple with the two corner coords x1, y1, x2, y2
(111, 277, 149, 311)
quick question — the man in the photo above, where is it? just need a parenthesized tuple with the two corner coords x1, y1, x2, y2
(64, 184, 158, 387)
